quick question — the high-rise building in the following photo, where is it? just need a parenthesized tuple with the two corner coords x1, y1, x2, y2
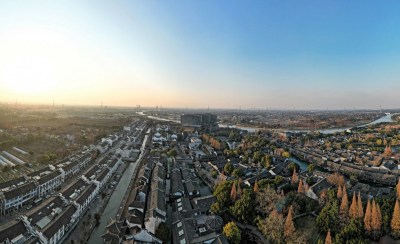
(181, 113, 218, 127)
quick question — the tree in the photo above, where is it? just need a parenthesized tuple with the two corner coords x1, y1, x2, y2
(364, 199, 372, 233)
(232, 168, 241, 178)
(253, 151, 262, 163)
(224, 163, 234, 175)
(213, 181, 232, 211)
(230, 181, 237, 201)
(282, 151, 290, 158)
(298, 180, 304, 193)
(396, 179, 400, 199)
(357, 192, 363, 219)
(256, 185, 282, 215)
(155, 222, 170, 243)
(258, 210, 284, 244)
(308, 164, 315, 172)
(223, 222, 241, 244)
(371, 200, 382, 239)
(291, 168, 299, 184)
(384, 145, 393, 157)
(337, 185, 343, 199)
(210, 202, 222, 215)
(237, 181, 242, 198)
(325, 229, 332, 244)
(263, 155, 272, 168)
(284, 206, 296, 238)
(327, 172, 345, 187)
(340, 187, 348, 216)
(390, 200, 400, 238)
(349, 191, 357, 219)
(230, 189, 256, 224)
(317, 200, 340, 233)
(391, 200, 400, 238)
(253, 180, 259, 193)
(167, 149, 177, 157)
(211, 170, 218, 179)
(335, 218, 365, 243)
(288, 162, 299, 174)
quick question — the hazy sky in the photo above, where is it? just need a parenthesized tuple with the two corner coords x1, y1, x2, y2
(1, 1, 400, 109)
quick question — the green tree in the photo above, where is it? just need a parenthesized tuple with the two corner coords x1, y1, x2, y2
(213, 181, 232, 211)
(334, 218, 365, 243)
(223, 222, 241, 244)
(167, 149, 177, 157)
(232, 168, 241, 178)
(263, 155, 272, 168)
(230, 189, 256, 224)
(211, 170, 218, 179)
(155, 222, 170, 243)
(317, 200, 340, 234)
(308, 164, 315, 172)
(288, 162, 300, 175)
(210, 202, 222, 215)
(224, 163, 234, 175)
(253, 151, 262, 163)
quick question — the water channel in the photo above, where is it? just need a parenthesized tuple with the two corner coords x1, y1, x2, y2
(220, 114, 396, 134)
(88, 133, 149, 244)
(138, 111, 396, 135)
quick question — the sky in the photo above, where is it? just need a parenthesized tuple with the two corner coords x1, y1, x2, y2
(0, 1, 400, 109)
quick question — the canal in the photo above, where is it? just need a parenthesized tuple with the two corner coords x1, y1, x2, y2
(288, 157, 308, 172)
(88, 132, 149, 244)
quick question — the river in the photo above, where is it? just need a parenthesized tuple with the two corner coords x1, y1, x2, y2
(221, 114, 396, 134)
(87, 132, 149, 244)
(137, 111, 396, 135)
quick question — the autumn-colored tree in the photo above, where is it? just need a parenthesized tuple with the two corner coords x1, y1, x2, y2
(304, 181, 309, 192)
(298, 180, 304, 193)
(327, 172, 345, 187)
(371, 200, 382, 238)
(230, 182, 237, 200)
(396, 179, 400, 199)
(325, 229, 332, 244)
(292, 168, 299, 184)
(337, 185, 343, 199)
(384, 145, 393, 157)
(284, 205, 296, 238)
(377, 204, 382, 229)
(364, 199, 372, 233)
(340, 187, 349, 216)
(357, 191, 363, 219)
(258, 209, 284, 243)
(253, 180, 259, 193)
(223, 222, 241, 244)
(349, 191, 357, 219)
(391, 200, 400, 238)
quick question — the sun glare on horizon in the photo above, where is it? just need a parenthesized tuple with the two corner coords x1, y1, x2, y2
(0, 26, 87, 98)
